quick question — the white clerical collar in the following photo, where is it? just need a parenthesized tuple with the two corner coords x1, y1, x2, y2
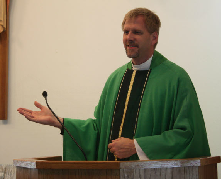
(132, 55, 153, 71)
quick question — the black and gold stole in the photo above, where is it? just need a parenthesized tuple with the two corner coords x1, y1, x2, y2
(107, 69, 151, 161)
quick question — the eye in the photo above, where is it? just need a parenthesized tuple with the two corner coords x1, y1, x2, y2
(124, 30, 129, 35)
(134, 31, 142, 35)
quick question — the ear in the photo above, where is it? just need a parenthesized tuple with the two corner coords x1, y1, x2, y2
(151, 32, 158, 46)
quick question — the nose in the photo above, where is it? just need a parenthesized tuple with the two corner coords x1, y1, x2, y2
(127, 31, 135, 41)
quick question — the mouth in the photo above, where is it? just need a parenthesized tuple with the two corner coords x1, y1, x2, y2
(127, 44, 138, 49)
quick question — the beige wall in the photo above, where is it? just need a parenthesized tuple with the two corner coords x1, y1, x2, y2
(0, 0, 221, 176)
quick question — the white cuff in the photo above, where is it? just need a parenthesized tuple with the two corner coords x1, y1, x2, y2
(134, 139, 149, 160)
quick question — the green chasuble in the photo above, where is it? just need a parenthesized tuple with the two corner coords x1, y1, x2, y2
(63, 50, 211, 161)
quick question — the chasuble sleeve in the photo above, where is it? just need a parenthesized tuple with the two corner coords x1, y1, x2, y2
(62, 72, 118, 161)
(135, 71, 211, 160)
(62, 82, 113, 161)
(63, 65, 128, 161)
(63, 118, 100, 161)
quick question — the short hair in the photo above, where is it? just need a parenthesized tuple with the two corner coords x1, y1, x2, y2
(122, 8, 161, 34)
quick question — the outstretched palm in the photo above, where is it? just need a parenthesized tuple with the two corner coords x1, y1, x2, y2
(17, 101, 60, 128)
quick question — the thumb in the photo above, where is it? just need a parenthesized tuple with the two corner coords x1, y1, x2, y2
(34, 101, 43, 110)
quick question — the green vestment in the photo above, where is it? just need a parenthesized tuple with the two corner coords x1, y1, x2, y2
(63, 50, 211, 161)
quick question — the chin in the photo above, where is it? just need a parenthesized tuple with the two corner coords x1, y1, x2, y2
(126, 50, 139, 58)
(127, 53, 139, 59)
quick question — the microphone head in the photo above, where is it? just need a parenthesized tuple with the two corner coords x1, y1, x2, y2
(42, 91, 48, 98)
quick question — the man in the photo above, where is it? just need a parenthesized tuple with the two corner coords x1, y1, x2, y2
(17, 8, 210, 161)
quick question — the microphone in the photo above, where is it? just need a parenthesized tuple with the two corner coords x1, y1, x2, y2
(42, 91, 47, 98)
(42, 91, 88, 161)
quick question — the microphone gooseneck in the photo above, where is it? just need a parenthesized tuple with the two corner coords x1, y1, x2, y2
(42, 91, 88, 161)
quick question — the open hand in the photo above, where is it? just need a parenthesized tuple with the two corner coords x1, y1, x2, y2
(17, 101, 62, 129)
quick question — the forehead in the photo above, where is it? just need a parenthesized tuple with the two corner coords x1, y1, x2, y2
(123, 16, 147, 30)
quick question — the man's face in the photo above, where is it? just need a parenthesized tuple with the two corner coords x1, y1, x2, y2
(123, 16, 157, 65)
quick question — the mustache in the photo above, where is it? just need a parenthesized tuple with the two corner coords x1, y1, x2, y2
(126, 41, 138, 47)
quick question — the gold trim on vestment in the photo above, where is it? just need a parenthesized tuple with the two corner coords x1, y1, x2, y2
(133, 70, 150, 135)
(107, 69, 151, 161)
(118, 70, 137, 138)
(107, 70, 127, 161)
(115, 70, 136, 160)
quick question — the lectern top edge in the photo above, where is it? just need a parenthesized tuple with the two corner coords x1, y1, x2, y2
(13, 156, 220, 170)
(120, 156, 221, 169)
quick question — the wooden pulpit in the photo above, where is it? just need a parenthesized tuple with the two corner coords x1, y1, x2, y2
(13, 156, 220, 179)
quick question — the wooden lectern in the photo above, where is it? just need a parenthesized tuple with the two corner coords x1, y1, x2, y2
(14, 156, 220, 179)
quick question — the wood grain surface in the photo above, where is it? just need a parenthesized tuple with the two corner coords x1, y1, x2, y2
(0, 0, 9, 120)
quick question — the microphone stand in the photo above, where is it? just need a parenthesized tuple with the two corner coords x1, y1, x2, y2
(42, 91, 88, 161)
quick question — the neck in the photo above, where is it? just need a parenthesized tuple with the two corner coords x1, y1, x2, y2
(132, 54, 153, 65)
(132, 49, 154, 65)
(132, 55, 153, 71)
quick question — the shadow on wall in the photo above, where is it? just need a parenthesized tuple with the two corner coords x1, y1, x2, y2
(0, 165, 16, 179)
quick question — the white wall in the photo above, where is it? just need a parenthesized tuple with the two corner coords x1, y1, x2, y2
(1, 0, 221, 176)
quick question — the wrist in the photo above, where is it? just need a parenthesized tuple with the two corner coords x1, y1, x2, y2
(53, 117, 63, 129)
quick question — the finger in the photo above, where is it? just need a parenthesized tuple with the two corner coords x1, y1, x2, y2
(25, 113, 35, 120)
(34, 101, 43, 110)
(110, 148, 115, 154)
(114, 138, 121, 142)
(18, 109, 32, 116)
(20, 110, 34, 118)
(108, 143, 113, 149)
(111, 139, 118, 143)
(17, 108, 33, 113)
